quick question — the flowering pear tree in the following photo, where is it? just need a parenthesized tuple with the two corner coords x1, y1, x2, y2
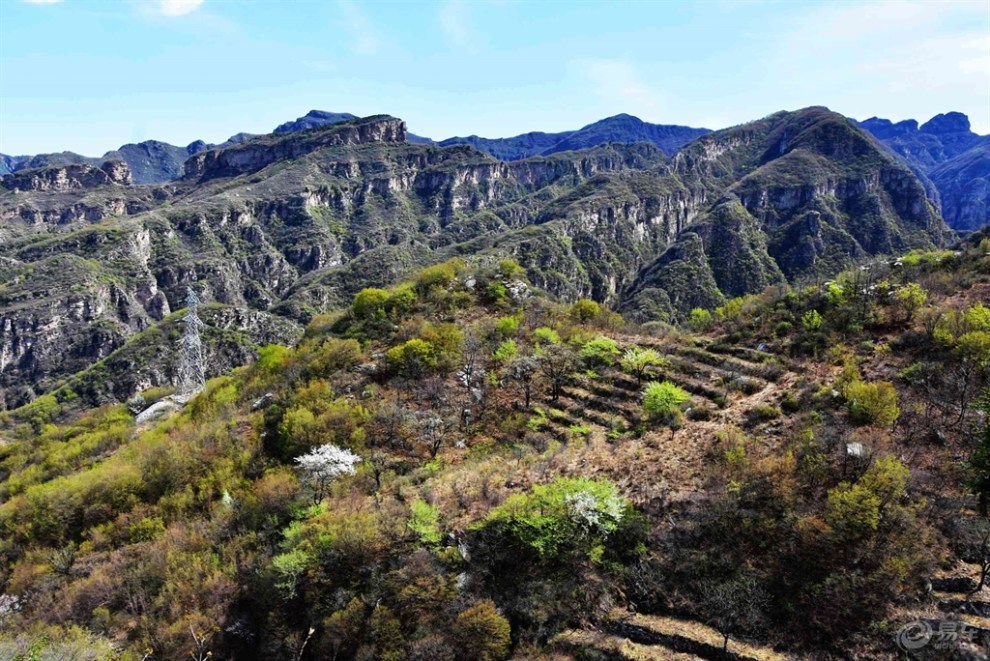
(295, 443, 362, 504)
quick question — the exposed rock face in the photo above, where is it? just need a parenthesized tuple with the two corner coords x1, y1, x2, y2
(1, 161, 132, 192)
(858, 111, 988, 231)
(0, 109, 948, 407)
(183, 115, 408, 181)
(621, 107, 948, 321)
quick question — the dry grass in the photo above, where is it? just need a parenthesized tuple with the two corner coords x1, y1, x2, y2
(552, 628, 704, 660)
(612, 611, 794, 661)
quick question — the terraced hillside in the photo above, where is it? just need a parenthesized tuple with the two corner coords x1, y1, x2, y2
(2, 234, 986, 659)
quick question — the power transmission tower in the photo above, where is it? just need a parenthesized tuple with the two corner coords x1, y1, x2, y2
(178, 287, 206, 395)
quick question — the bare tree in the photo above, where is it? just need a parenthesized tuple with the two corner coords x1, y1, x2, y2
(538, 344, 576, 402)
(509, 355, 539, 408)
(698, 574, 769, 653)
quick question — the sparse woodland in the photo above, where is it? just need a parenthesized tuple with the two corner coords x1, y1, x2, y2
(0, 231, 989, 660)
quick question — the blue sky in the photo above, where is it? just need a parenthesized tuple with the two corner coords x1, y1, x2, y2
(1, 0, 988, 155)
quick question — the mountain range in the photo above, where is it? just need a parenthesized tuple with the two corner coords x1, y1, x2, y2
(0, 105, 960, 409)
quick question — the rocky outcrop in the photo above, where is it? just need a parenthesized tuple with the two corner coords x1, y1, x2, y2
(1, 161, 132, 192)
(184, 116, 408, 181)
(858, 111, 988, 230)
(930, 140, 990, 232)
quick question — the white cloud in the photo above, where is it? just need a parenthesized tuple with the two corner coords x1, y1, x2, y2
(337, 0, 381, 56)
(158, 0, 204, 16)
(20, 0, 64, 4)
(575, 59, 663, 115)
(439, 0, 471, 47)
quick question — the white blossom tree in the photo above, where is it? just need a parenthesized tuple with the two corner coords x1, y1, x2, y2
(294, 443, 362, 504)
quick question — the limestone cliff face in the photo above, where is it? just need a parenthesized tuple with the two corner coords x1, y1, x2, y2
(183, 116, 407, 181)
(620, 107, 948, 322)
(0, 110, 950, 406)
(1, 161, 132, 193)
(858, 112, 988, 231)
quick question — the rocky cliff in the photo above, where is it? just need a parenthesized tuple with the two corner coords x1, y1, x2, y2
(0, 108, 950, 407)
(182, 115, 408, 181)
(1, 161, 132, 192)
(621, 107, 947, 321)
(858, 111, 988, 231)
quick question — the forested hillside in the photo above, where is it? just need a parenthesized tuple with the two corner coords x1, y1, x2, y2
(1, 230, 988, 660)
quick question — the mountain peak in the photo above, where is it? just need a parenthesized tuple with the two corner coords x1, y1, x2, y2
(920, 111, 971, 135)
(274, 110, 359, 134)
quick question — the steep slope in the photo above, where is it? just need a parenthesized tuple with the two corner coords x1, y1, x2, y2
(440, 113, 710, 159)
(622, 107, 948, 321)
(1, 238, 987, 660)
(858, 111, 988, 230)
(0, 117, 673, 406)
(930, 139, 990, 232)
(0, 109, 948, 407)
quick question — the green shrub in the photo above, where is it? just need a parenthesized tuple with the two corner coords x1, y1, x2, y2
(493, 339, 518, 365)
(570, 298, 601, 322)
(844, 380, 900, 427)
(352, 288, 390, 319)
(474, 477, 632, 562)
(747, 403, 781, 423)
(495, 316, 520, 338)
(386, 339, 436, 378)
(579, 336, 620, 368)
(415, 258, 466, 296)
(533, 327, 561, 346)
(642, 381, 690, 426)
(452, 600, 512, 661)
(689, 308, 714, 332)
(408, 500, 443, 547)
(802, 309, 824, 332)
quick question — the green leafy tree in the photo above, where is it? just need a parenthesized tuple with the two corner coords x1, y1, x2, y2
(642, 380, 690, 426)
(620, 347, 668, 385)
(688, 308, 714, 332)
(579, 336, 620, 368)
(451, 601, 512, 661)
(895, 282, 927, 322)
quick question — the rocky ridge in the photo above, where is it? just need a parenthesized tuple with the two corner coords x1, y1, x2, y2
(858, 111, 989, 231)
(0, 108, 949, 407)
